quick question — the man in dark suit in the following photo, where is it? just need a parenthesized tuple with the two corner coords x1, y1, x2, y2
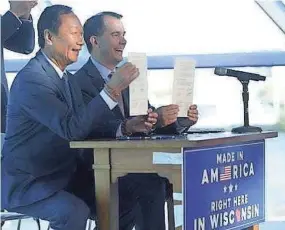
(75, 12, 199, 138)
(1, 5, 161, 230)
(72, 11, 199, 230)
(1, 0, 37, 133)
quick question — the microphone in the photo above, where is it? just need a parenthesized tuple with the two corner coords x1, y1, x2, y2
(214, 67, 266, 133)
(214, 67, 266, 81)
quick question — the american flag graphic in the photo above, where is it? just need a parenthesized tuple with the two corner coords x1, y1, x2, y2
(219, 166, 232, 181)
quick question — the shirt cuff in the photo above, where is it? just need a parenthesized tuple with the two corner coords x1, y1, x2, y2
(116, 123, 123, 137)
(100, 90, 117, 110)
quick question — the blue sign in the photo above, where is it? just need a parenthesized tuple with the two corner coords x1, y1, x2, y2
(183, 141, 265, 230)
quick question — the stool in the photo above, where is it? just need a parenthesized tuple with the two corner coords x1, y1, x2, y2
(0, 210, 41, 230)
(47, 219, 94, 230)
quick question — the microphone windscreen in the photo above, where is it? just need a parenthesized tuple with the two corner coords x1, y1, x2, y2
(214, 67, 227, 76)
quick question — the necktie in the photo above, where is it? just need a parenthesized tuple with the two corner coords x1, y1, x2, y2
(62, 72, 73, 109)
(107, 72, 125, 117)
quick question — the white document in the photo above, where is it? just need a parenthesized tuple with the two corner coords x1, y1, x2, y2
(172, 58, 196, 117)
(152, 152, 183, 165)
(128, 52, 148, 116)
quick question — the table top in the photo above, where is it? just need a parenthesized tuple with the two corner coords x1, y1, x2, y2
(70, 131, 278, 149)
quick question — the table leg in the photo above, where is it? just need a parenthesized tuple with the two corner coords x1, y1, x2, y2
(93, 149, 113, 230)
(245, 225, 259, 230)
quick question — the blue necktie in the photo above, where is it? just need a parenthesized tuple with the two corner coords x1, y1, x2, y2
(62, 72, 73, 109)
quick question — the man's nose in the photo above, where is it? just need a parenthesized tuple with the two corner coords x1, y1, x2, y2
(121, 36, 127, 45)
(78, 36, 84, 46)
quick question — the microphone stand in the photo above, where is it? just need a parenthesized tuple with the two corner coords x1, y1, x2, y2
(231, 79, 262, 133)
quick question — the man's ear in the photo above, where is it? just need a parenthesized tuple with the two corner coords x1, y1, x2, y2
(44, 29, 54, 46)
(90, 35, 100, 48)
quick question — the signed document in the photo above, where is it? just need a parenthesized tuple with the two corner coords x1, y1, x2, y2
(128, 52, 148, 116)
(172, 58, 196, 117)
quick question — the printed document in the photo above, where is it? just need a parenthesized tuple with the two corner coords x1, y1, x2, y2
(128, 52, 148, 116)
(172, 58, 196, 117)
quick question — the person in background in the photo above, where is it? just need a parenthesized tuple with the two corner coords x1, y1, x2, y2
(1, 0, 37, 134)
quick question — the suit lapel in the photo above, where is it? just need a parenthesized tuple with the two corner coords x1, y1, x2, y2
(35, 51, 69, 104)
(84, 58, 124, 119)
(85, 58, 105, 92)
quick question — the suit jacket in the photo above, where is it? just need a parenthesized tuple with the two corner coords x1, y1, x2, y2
(72, 58, 190, 138)
(72, 58, 130, 139)
(1, 11, 35, 133)
(1, 51, 115, 209)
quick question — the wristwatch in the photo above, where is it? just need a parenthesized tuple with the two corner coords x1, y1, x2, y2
(104, 84, 120, 101)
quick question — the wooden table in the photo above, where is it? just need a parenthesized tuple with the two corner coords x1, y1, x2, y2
(70, 131, 277, 230)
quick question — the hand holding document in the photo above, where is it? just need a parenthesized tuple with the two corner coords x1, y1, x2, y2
(172, 58, 196, 117)
(128, 52, 148, 116)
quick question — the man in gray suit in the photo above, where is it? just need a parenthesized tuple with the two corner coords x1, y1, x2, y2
(1, 0, 37, 133)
